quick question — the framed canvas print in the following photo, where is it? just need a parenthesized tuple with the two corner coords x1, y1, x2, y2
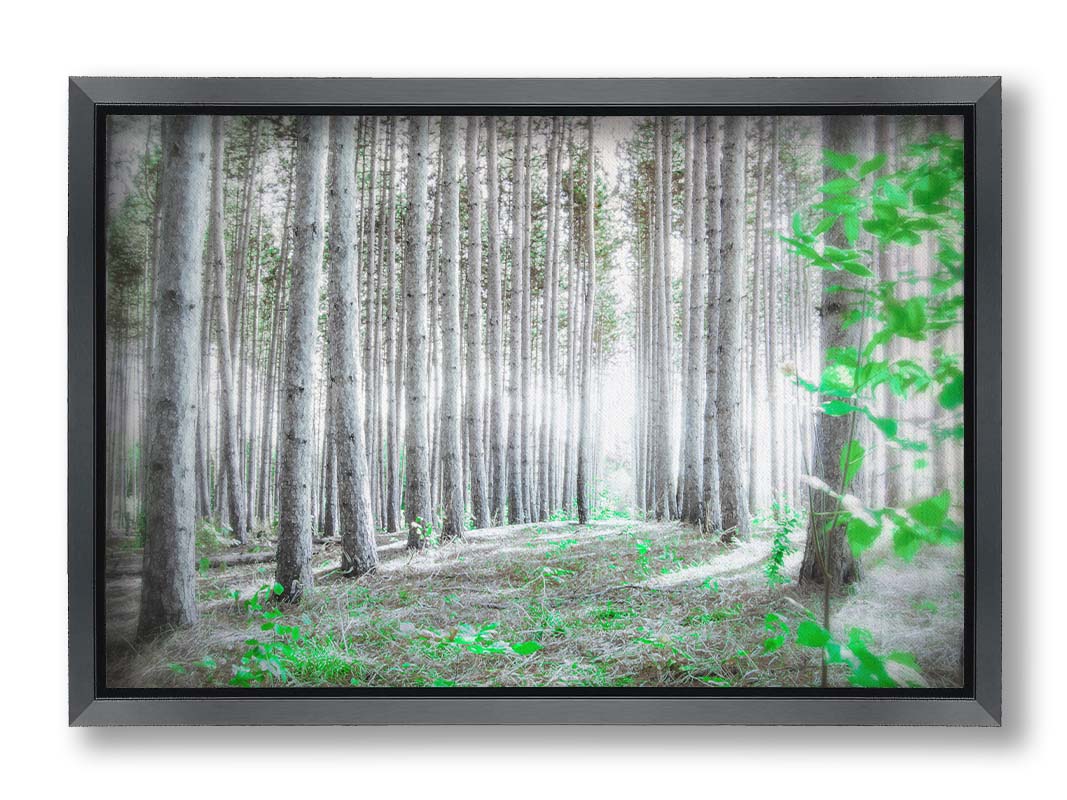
(68, 77, 1001, 725)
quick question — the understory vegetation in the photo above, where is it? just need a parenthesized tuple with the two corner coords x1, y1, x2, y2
(106, 509, 963, 689)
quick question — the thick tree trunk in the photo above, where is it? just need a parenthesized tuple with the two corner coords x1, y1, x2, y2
(403, 116, 434, 548)
(137, 116, 212, 638)
(716, 115, 750, 541)
(275, 117, 328, 602)
(438, 116, 466, 541)
(326, 117, 379, 576)
(576, 117, 596, 525)
(208, 118, 248, 545)
(798, 116, 869, 588)
(464, 117, 491, 530)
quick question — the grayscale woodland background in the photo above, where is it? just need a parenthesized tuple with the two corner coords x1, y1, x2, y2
(104, 114, 965, 690)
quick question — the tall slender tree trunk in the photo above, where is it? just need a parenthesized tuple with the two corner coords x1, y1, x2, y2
(326, 116, 379, 575)
(766, 117, 782, 511)
(403, 115, 434, 548)
(562, 126, 579, 513)
(275, 117, 328, 601)
(485, 118, 506, 524)
(747, 119, 765, 513)
(464, 117, 491, 529)
(576, 117, 597, 525)
(520, 118, 534, 521)
(680, 117, 706, 525)
(702, 117, 724, 535)
(538, 117, 559, 521)
(138, 116, 211, 638)
(208, 118, 248, 544)
(438, 116, 466, 541)
(798, 116, 869, 588)
(383, 119, 402, 533)
(256, 154, 293, 527)
(546, 119, 563, 513)
(196, 244, 214, 520)
(506, 117, 526, 525)
(652, 118, 672, 520)
(716, 115, 750, 541)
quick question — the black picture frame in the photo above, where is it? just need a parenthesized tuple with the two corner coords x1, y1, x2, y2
(69, 77, 1001, 726)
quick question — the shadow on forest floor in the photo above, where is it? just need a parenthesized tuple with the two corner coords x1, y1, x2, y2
(104, 516, 963, 690)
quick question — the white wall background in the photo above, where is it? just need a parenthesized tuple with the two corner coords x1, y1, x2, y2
(0, 1, 1055, 794)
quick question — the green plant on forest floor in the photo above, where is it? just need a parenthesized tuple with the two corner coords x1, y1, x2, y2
(763, 610, 922, 688)
(398, 621, 543, 657)
(756, 502, 802, 587)
(229, 582, 302, 687)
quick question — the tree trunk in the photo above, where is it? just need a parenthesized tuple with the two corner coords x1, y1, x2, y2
(137, 116, 212, 638)
(464, 117, 491, 529)
(324, 117, 380, 575)
(485, 118, 506, 525)
(256, 152, 294, 527)
(438, 116, 466, 541)
(652, 118, 672, 520)
(702, 117, 724, 535)
(383, 119, 402, 533)
(208, 118, 248, 544)
(798, 116, 869, 588)
(275, 117, 328, 602)
(403, 115, 434, 548)
(680, 117, 706, 525)
(576, 117, 596, 525)
(506, 117, 526, 524)
(766, 117, 782, 510)
(716, 115, 750, 541)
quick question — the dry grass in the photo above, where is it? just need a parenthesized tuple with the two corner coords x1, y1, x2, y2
(105, 515, 964, 690)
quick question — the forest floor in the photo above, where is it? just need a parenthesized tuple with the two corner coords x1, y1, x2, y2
(104, 515, 964, 689)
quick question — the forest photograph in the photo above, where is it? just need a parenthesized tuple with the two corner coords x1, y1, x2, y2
(103, 111, 966, 691)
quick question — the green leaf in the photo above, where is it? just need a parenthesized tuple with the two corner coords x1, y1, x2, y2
(823, 149, 859, 173)
(884, 182, 909, 207)
(908, 490, 951, 528)
(858, 153, 888, 177)
(839, 440, 866, 487)
(819, 177, 861, 195)
(892, 523, 923, 561)
(272, 582, 285, 595)
(821, 400, 857, 416)
(842, 214, 861, 246)
(511, 641, 543, 655)
(846, 516, 881, 556)
(819, 363, 855, 398)
(938, 374, 964, 410)
(812, 216, 836, 235)
(860, 406, 899, 439)
(840, 259, 873, 278)
(796, 620, 831, 648)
